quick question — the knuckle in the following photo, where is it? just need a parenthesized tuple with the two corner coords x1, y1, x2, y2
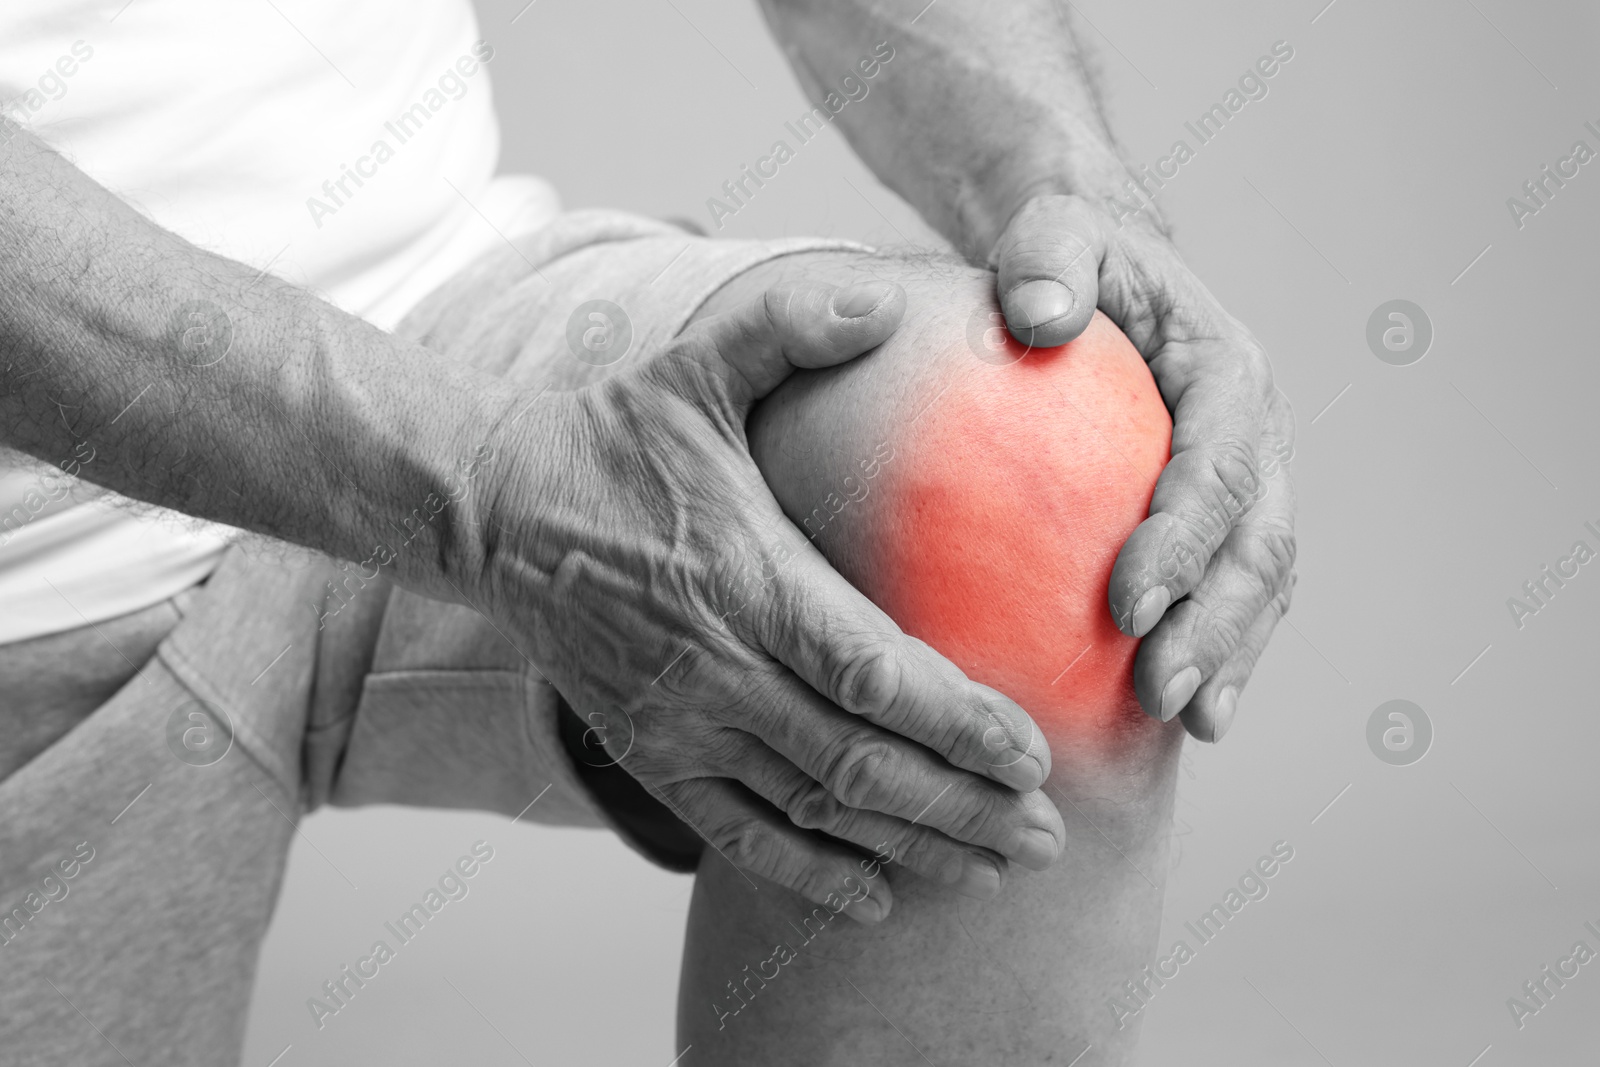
(1240, 521, 1298, 584)
(1147, 514, 1208, 590)
(651, 645, 731, 712)
(715, 816, 777, 872)
(1195, 605, 1251, 668)
(946, 795, 1003, 844)
(877, 829, 935, 873)
(938, 711, 992, 770)
(1207, 436, 1263, 507)
(790, 861, 850, 908)
(758, 287, 791, 340)
(1275, 571, 1298, 618)
(1165, 442, 1262, 568)
(1239, 337, 1275, 391)
(1158, 591, 1242, 674)
(831, 642, 903, 719)
(821, 734, 896, 811)
(787, 784, 847, 833)
(958, 694, 1030, 768)
(1063, 193, 1111, 242)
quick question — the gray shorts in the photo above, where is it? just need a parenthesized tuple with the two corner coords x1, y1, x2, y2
(0, 210, 861, 1065)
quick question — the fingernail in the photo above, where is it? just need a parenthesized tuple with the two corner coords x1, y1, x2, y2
(992, 740, 1047, 792)
(1131, 587, 1172, 638)
(1160, 666, 1203, 722)
(1004, 827, 1059, 871)
(1006, 279, 1074, 329)
(846, 892, 889, 924)
(1210, 687, 1240, 743)
(942, 855, 1003, 900)
(831, 282, 895, 318)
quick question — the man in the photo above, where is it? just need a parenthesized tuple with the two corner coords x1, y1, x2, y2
(0, 1, 1294, 1061)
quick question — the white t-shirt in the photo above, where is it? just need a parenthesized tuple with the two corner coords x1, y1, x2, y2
(0, 0, 560, 644)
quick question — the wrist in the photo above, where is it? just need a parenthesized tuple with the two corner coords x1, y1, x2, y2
(322, 316, 519, 605)
(961, 137, 1172, 262)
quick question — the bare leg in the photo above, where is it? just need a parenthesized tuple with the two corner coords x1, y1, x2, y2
(677, 251, 1184, 1066)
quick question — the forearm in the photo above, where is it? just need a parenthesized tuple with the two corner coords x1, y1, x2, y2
(760, 0, 1164, 257)
(0, 122, 512, 595)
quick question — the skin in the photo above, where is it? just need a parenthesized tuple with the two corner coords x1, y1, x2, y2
(0, 0, 1294, 911)
(356, 243, 1192, 1059)
(0, 123, 1053, 911)
(144, 239, 1252, 1059)
(767, 0, 1299, 740)
(858, 310, 1171, 749)
(676, 252, 1186, 1065)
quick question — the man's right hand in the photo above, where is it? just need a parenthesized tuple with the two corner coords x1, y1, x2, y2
(0, 121, 1062, 920)
(477, 283, 1065, 922)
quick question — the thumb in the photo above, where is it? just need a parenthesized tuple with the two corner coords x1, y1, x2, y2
(993, 194, 1106, 349)
(670, 281, 906, 415)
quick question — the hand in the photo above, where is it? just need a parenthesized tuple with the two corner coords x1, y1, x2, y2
(481, 282, 1064, 921)
(991, 194, 1298, 744)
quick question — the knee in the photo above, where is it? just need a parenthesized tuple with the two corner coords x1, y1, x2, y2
(750, 271, 1172, 757)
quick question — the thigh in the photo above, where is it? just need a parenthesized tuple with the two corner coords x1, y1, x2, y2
(0, 595, 182, 781)
(395, 210, 867, 390)
(0, 552, 331, 1066)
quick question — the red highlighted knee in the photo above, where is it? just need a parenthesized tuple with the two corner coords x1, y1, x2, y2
(865, 311, 1171, 750)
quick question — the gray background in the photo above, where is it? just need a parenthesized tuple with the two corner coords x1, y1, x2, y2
(241, 0, 1600, 1063)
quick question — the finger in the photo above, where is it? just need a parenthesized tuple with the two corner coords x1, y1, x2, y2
(1132, 435, 1297, 722)
(658, 282, 906, 415)
(1107, 333, 1280, 642)
(730, 679, 1064, 871)
(629, 633, 1059, 870)
(747, 534, 1055, 796)
(654, 776, 895, 924)
(992, 194, 1106, 348)
(1178, 575, 1296, 743)
(707, 732, 1009, 899)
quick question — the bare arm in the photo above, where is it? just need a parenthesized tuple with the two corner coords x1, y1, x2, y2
(758, 0, 1162, 255)
(0, 119, 508, 595)
(0, 122, 1055, 910)
(762, 1, 1299, 744)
